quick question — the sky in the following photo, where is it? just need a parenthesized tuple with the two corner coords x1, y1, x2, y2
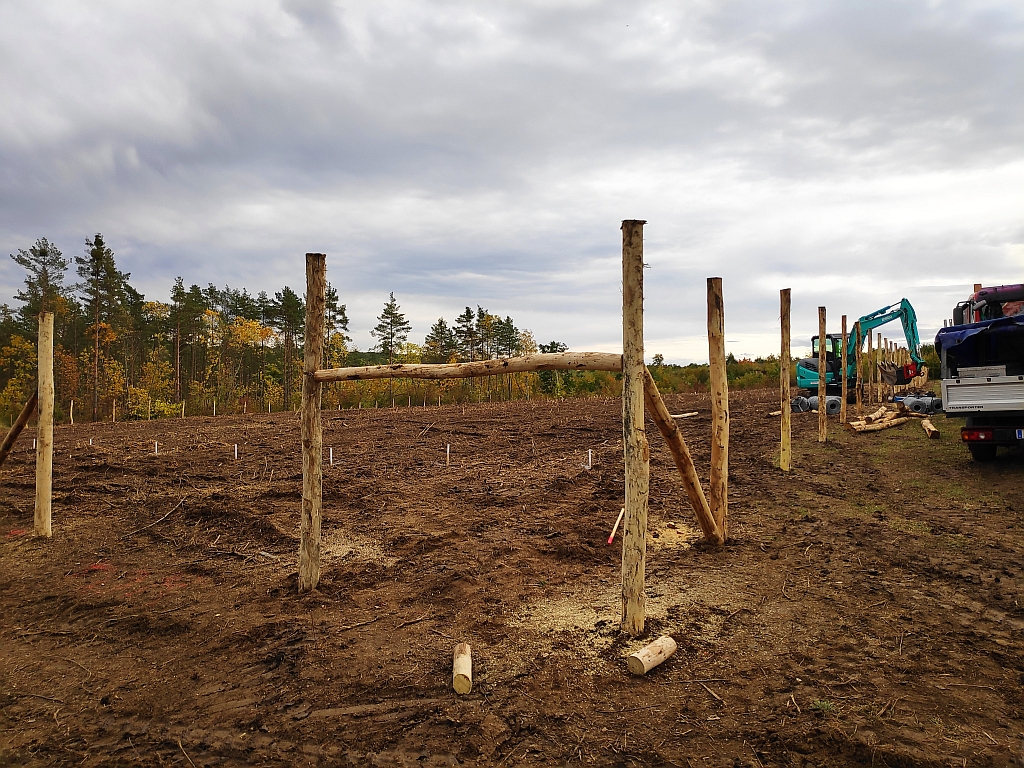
(1, 0, 1022, 362)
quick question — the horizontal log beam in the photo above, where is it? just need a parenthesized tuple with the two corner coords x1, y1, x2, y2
(312, 352, 623, 382)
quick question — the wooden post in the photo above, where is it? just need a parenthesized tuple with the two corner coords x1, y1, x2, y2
(817, 307, 826, 443)
(298, 253, 327, 593)
(876, 333, 882, 403)
(35, 312, 54, 538)
(854, 322, 863, 418)
(866, 332, 873, 404)
(0, 391, 38, 469)
(69, 399, 74, 425)
(707, 277, 729, 539)
(840, 315, 848, 424)
(620, 220, 650, 637)
(780, 289, 792, 472)
(642, 369, 722, 545)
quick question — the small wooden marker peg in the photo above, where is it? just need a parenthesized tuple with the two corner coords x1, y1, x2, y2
(627, 635, 677, 675)
(452, 642, 472, 694)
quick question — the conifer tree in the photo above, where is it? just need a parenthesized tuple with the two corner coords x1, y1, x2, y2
(75, 234, 131, 421)
(371, 292, 411, 364)
(423, 318, 458, 363)
(10, 238, 71, 332)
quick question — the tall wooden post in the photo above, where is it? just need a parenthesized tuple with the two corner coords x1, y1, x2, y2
(620, 220, 650, 637)
(854, 321, 863, 418)
(779, 289, 791, 472)
(298, 253, 327, 593)
(866, 331, 874, 404)
(35, 312, 54, 537)
(840, 315, 848, 424)
(876, 333, 882, 403)
(707, 278, 729, 538)
(817, 307, 827, 443)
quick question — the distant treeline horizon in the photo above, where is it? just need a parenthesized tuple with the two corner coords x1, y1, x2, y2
(2, 234, 939, 425)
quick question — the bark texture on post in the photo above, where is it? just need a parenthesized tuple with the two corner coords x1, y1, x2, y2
(35, 312, 54, 537)
(642, 368, 722, 545)
(840, 315, 848, 424)
(298, 253, 327, 593)
(0, 391, 38, 470)
(620, 220, 649, 637)
(817, 306, 827, 443)
(708, 278, 729, 538)
(854, 322, 863, 418)
(780, 289, 792, 472)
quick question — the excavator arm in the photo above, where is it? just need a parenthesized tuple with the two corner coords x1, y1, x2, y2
(846, 298, 923, 379)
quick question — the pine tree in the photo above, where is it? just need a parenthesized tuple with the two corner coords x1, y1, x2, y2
(271, 286, 304, 409)
(454, 306, 478, 361)
(423, 318, 458, 363)
(371, 292, 411, 364)
(10, 238, 71, 332)
(75, 234, 131, 421)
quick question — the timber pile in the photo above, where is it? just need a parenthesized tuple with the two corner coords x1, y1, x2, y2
(846, 406, 911, 433)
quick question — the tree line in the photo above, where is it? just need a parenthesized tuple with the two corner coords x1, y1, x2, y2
(2, 235, 820, 425)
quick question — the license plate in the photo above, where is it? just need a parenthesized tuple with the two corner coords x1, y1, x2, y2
(1018, 429, 1024, 440)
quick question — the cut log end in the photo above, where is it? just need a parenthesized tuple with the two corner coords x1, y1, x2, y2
(453, 642, 472, 694)
(921, 418, 940, 439)
(627, 635, 677, 676)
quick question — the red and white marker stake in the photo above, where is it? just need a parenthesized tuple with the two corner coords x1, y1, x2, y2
(607, 507, 625, 545)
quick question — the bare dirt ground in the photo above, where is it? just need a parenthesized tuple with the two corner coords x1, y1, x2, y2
(2, 388, 1023, 767)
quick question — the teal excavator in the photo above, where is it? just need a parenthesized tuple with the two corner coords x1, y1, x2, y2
(796, 299, 924, 395)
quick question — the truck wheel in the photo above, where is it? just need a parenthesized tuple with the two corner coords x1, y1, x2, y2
(968, 444, 997, 462)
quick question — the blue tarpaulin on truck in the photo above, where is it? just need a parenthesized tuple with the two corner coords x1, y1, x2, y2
(935, 315, 1024, 353)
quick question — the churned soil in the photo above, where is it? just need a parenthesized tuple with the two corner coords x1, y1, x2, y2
(1, 389, 1022, 767)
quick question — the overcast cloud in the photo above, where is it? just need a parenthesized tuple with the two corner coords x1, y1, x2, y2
(1, 0, 1022, 360)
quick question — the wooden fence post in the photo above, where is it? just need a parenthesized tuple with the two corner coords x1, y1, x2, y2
(817, 307, 826, 443)
(298, 253, 327, 593)
(854, 321, 863, 418)
(840, 314, 848, 424)
(875, 333, 882, 403)
(620, 220, 649, 637)
(708, 278, 729, 538)
(35, 312, 54, 537)
(866, 331, 874, 404)
(780, 289, 791, 472)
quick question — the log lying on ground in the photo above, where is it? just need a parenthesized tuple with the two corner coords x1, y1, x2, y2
(671, 412, 699, 418)
(767, 410, 782, 417)
(864, 406, 888, 424)
(452, 643, 472, 694)
(313, 352, 622, 382)
(627, 635, 678, 675)
(851, 416, 911, 432)
(0, 391, 38, 470)
(921, 419, 940, 439)
(642, 368, 723, 546)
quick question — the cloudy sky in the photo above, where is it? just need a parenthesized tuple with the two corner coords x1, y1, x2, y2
(1, 0, 1022, 361)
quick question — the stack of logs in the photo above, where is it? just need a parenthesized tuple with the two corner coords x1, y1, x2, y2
(846, 403, 940, 438)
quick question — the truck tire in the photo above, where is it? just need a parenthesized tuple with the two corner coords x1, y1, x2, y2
(968, 443, 997, 462)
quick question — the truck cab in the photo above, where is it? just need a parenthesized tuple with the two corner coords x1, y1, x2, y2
(937, 284, 1024, 461)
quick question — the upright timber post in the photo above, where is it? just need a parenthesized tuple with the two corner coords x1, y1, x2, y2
(620, 220, 649, 637)
(298, 253, 327, 593)
(840, 315, 848, 424)
(817, 306, 827, 443)
(35, 312, 54, 537)
(876, 333, 882, 403)
(708, 278, 729, 538)
(854, 321, 863, 418)
(779, 289, 792, 472)
(866, 331, 874, 404)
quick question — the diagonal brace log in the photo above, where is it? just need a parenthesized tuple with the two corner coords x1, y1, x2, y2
(0, 391, 38, 470)
(642, 369, 723, 546)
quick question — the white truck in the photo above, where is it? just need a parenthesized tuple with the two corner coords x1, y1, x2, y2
(936, 284, 1024, 461)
